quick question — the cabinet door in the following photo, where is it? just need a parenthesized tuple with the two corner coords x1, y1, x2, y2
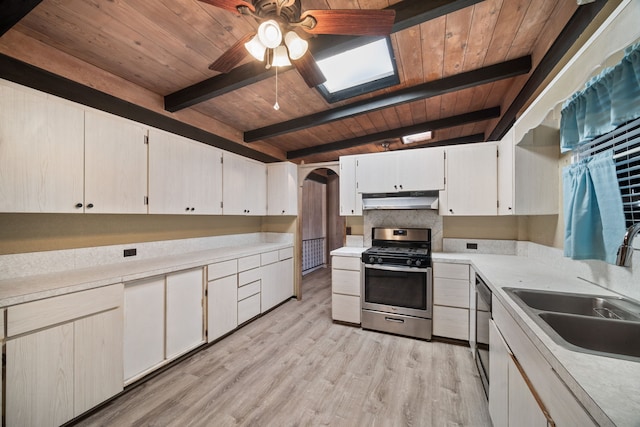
(188, 143, 223, 215)
(222, 152, 247, 214)
(74, 307, 124, 415)
(0, 81, 84, 213)
(267, 162, 298, 215)
(357, 152, 398, 193)
(84, 110, 148, 214)
(208, 274, 238, 342)
(398, 148, 445, 191)
(261, 261, 280, 312)
(148, 128, 190, 214)
(245, 157, 267, 215)
(509, 355, 552, 427)
(166, 268, 205, 359)
(339, 155, 362, 215)
(123, 277, 165, 382)
(6, 323, 75, 427)
(498, 129, 515, 215)
(489, 320, 510, 427)
(443, 143, 498, 215)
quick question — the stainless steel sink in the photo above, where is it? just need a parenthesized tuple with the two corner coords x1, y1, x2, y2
(539, 312, 640, 359)
(504, 288, 640, 362)
(507, 288, 640, 321)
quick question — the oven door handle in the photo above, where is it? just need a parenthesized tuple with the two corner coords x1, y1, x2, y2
(363, 264, 430, 273)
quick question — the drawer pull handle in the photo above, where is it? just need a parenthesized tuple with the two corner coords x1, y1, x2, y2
(385, 317, 404, 323)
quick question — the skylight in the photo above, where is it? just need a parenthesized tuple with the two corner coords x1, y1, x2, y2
(316, 37, 398, 103)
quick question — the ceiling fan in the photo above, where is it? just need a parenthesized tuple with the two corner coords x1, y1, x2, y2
(198, 0, 396, 88)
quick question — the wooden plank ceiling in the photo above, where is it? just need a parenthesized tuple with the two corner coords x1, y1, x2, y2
(0, 0, 602, 164)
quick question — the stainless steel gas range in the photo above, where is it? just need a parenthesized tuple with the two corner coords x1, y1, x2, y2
(360, 227, 433, 340)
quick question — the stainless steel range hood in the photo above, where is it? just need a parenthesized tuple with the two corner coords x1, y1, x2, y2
(362, 191, 439, 210)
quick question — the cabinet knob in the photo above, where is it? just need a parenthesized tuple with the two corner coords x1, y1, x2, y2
(449, 209, 454, 213)
(191, 207, 195, 212)
(185, 207, 190, 211)
(75, 203, 83, 209)
(87, 203, 94, 209)
(399, 184, 403, 189)
(394, 185, 398, 190)
(282, 210, 285, 214)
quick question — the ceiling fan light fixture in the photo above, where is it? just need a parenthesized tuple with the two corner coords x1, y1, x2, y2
(271, 45, 292, 67)
(257, 20, 283, 49)
(284, 31, 308, 60)
(244, 35, 267, 61)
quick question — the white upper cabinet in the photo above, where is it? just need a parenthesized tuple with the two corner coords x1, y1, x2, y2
(440, 142, 498, 216)
(0, 81, 150, 214)
(84, 110, 148, 214)
(148, 128, 223, 215)
(222, 152, 267, 215)
(356, 148, 445, 194)
(339, 155, 362, 216)
(0, 80, 84, 213)
(267, 162, 298, 215)
(498, 127, 559, 215)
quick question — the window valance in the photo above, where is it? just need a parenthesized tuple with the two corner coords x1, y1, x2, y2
(560, 42, 640, 152)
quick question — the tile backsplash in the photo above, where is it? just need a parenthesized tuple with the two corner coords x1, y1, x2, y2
(363, 209, 443, 250)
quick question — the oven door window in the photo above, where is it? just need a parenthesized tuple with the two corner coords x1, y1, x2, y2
(364, 268, 427, 310)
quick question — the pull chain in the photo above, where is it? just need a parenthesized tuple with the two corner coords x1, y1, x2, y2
(273, 66, 280, 110)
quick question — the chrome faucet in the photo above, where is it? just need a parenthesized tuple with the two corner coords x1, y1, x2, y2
(616, 222, 640, 266)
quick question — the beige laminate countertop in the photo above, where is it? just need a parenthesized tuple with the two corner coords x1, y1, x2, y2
(433, 252, 640, 427)
(0, 242, 293, 308)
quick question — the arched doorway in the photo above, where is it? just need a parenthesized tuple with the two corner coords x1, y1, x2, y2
(295, 162, 341, 299)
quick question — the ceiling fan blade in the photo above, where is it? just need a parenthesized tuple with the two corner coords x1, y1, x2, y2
(299, 9, 395, 36)
(209, 33, 254, 73)
(197, 0, 254, 14)
(292, 52, 326, 88)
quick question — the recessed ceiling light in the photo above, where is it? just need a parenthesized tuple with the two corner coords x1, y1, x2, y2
(401, 131, 433, 144)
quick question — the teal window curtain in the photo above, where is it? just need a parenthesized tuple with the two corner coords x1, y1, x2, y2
(562, 150, 626, 264)
(561, 43, 640, 152)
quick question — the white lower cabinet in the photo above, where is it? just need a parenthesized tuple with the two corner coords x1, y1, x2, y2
(490, 297, 597, 427)
(207, 260, 238, 342)
(124, 268, 205, 384)
(166, 268, 205, 359)
(432, 262, 470, 340)
(261, 248, 294, 313)
(331, 255, 362, 324)
(5, 284, 123, 426)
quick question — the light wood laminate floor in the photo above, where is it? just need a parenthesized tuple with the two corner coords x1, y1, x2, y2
(75, 267, 492, 427)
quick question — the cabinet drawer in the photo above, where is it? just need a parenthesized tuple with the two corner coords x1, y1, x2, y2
(434, 278, 470, 308)
(434, 262, 469, 280)
(279, 247, 294, 260)
(238, 267, 261, 286)
(7, 284, 123, 337)
(331, 294, 361, 324)
(238, 280, 261, 301)
(433, 305, 469, 341)
(332, 269, 361, 296)
(208, 259, 237, 280)
(261, 250, 279, 266)
(332, 255, 361, 271)
(238, 293, 261, 324)
(238, 254, 261, 272)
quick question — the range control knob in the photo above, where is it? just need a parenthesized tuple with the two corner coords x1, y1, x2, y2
(377, 257, 383, 264)
(415, 259, 422, 267)
(406, 259, 413, 266)
(368, 256, 376, 264)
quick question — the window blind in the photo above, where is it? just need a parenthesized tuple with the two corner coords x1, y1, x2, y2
(575, 117, 640, 227)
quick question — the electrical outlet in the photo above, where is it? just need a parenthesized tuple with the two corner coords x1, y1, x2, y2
(124, 248, 137, 257)
(466, 243, 478, 250)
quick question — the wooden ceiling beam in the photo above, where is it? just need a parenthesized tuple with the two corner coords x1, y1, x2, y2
(286, 107, 500, 159)
(164, 0, 484, 112)
(247, 56, 530, 142)
(0, 0, 43, 37)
